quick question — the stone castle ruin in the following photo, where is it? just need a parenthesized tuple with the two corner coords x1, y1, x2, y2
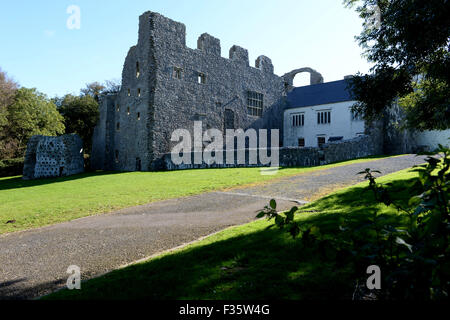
(92, 11, 435, 173)
(20, 11, 447, 179)
(22, 134, 84, 180)
(91, 11, 329, 172)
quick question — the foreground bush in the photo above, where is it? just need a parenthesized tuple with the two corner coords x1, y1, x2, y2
(260, 146, 449, 300)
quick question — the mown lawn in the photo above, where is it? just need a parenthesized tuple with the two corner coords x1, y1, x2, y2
(0, 155, 394, 235)
(44, 166, 418, 300)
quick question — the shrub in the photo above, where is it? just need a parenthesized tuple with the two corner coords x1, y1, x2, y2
(259, 146, 449, 300)
(0, 158, 24, 177)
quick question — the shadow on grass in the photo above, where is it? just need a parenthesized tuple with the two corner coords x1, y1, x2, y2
(0, 171, 125, 192)
(44, 176, 420, 300)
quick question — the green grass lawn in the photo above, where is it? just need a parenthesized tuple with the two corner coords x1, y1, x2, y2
(44, 166, 418, 300)
(0, 155, 395, 235)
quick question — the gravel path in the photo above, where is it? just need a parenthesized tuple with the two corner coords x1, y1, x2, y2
(0, 155, 426, 299)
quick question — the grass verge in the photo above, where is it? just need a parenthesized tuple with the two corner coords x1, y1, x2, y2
(44, 165, 418, 300)
(0, 155, 396, 235)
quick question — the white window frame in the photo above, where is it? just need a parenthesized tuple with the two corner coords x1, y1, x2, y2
(291, 113, 305, 127)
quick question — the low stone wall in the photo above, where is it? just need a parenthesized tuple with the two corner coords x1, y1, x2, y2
(163, 149, 276, 170)
(162, 134, 381, 170)
(320, 135, 377, 164)
(279, 147, 321, 167)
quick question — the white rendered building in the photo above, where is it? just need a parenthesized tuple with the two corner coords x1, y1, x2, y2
(284, 79, 365, 148)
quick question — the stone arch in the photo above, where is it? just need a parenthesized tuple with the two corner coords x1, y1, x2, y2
(282, 67, 324, 92)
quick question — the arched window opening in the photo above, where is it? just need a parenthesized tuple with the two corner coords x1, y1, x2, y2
(292, 72, 310, 87)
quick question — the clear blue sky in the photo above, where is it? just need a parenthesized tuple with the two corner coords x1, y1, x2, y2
(0, 0, 372, 98)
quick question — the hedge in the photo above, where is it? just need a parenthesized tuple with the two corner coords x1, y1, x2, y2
(0, 158, 24, 177)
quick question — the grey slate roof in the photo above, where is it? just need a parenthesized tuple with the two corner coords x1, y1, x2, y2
(286, 79, 354, 109)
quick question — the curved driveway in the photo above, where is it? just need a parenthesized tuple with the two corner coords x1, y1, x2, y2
(0, 155, 426, 299)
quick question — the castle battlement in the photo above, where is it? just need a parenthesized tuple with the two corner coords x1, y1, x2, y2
(136, 11, 273, 72)
(197, 33, 221, 57)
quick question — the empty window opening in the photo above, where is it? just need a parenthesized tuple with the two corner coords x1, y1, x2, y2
(298, 138, 305, 147)
(116, 104, 120, 112)
(247, 91, 264, 117)
(292, 113, 305, 127)
(137, 112, 141, 120)
(138, 88, 141, 97)
(173, 67, 182, 79)
(317, 111, 331, 124)
(115, 150, 119, 162)
(198, 72, 206, 84)
(292, 72, 310, 87)
(136, 61, 140, 78)
(127, 89, 131, 96)
(127, 107, 130, 115)
(224, 109, 235, 130)
(116, 122, 120, 131)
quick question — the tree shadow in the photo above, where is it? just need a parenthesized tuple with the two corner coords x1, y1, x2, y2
(44, 176, 419, 300)
(0, 277, 71, 301)
(0, 171, 125, 192)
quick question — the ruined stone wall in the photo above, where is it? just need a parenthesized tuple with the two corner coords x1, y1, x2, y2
(22, 135, 43, 180)
(149, 12, 286, 169)
(96, 11, 287, 172)
(91, 11, 389, 173)
(22, 134, 84, 180)
(91, 95, 117, 170)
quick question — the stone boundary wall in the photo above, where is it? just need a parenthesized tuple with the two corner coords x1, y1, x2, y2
(162, 134, 380, 170)
(320, 134, 379, 164)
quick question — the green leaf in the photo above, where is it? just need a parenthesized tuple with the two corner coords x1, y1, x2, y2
(256, 211, 266, 219)
(269, 199, 276, 210)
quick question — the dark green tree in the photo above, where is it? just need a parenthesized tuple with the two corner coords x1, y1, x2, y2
(345, 0, 450, 130)
(57, 94, 99, 154)
(0, 68, 19, 159)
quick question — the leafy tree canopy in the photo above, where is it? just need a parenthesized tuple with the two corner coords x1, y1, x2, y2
(5, 88, 65, 157)
(345, 0, 450, 130)
(0, 69, 18, 130)
(80, 82, 105, 102)
(57, 94, 99, 154)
